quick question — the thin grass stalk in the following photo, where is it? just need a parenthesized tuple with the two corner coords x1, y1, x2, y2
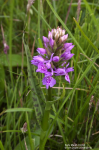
(38, 0, 40, 38)
(77, 0, 81, 21)
(9, 0, 14, 87)
(26, 112, 34, 150)
(31, 5, 51, 30)
(21, 41, 24, 104)
(52, 0, 57, 27)
(65, 0, 73, 24)
(4, 81, 11, 150)
(52, 104, 69, 148)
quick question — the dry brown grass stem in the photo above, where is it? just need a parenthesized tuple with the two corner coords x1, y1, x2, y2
(41, 87, 89, 92)
(77, 0, 81, 21)
(65, 0, 73, 24)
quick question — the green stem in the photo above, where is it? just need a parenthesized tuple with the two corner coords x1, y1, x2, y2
(48, 87, 52, 101)
(39, 87, 52, 150)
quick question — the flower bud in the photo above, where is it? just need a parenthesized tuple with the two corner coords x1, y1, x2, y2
(48, 31, 53, 39)
(3, 42, 9, 54)
(59, 34, 68, 43)
(53, 56, 59, 62)
(37, 48, 47, 55)
(43, 36, 49, 43)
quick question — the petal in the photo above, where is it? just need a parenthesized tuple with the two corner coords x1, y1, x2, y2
(46, 84, 49, 89)
(45, 72, 52, 77)
(37, 48, 47, 55)
(49, 38, 54, 48)
(42, 76, 56, 89)
(66, 45, 74, 52)
(31, 60, 38, 66)
(54, 68, 65, 75)
(65, 73, 70, 83)
(61, 61, 66, 66)
(65, 53, 74, 60)
(66, 63, 69, 68)
(60, 34, 68, 42)
(43, 36, 49, 43)
(36, 63, 47, 73)
(46, 62, 51, 69)
(63, 43, 73, 49)
(53, 56, 59, 62)
(50, 53, 54, 62)
(42, 77, 46, 85)
(48, 31, 53, 39)
(65, 67, 74, 73)
(61, 53, 74, 60)
(49, 77, 56, 87)
(33, 56, 44, 62)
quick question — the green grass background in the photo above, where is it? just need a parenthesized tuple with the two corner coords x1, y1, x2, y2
(0, 0, 99, 149)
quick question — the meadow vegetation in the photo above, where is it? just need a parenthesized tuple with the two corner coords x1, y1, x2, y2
(0, 0, 99, 149)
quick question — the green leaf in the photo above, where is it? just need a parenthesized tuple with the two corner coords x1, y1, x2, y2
(38, 38, 43, 48)
(23, 33, 46, 125)
(0, 140, 4, 150)
(0, 54, 27, 67)
(0, 108, 33, 116)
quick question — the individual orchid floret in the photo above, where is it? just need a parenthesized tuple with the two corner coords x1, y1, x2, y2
(52, 56, 59, 62)
(61, 29, 65, 36)
(42, 76, 56, 89)
(45, 53, 54, 69)
(48, 31, 53, 39)
(54, 64, 74, 83)
(63, 43, 73, 49)
(65, 45, 74, 52)
(37, 48, 47, 55)
(31, 55, 44, 66)
(1, 24, 9, 54)
(36, 63, 47, 73)
(49, 38, 54, 48)
(3, 42, 9, 54)
(55, 32, 59, 40)
(61, 52, 74, 60)
(43, 36, 49, 43)
(59, 34, 68, 43)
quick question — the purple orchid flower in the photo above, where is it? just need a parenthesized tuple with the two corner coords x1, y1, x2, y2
(31, 27, 74, 89)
